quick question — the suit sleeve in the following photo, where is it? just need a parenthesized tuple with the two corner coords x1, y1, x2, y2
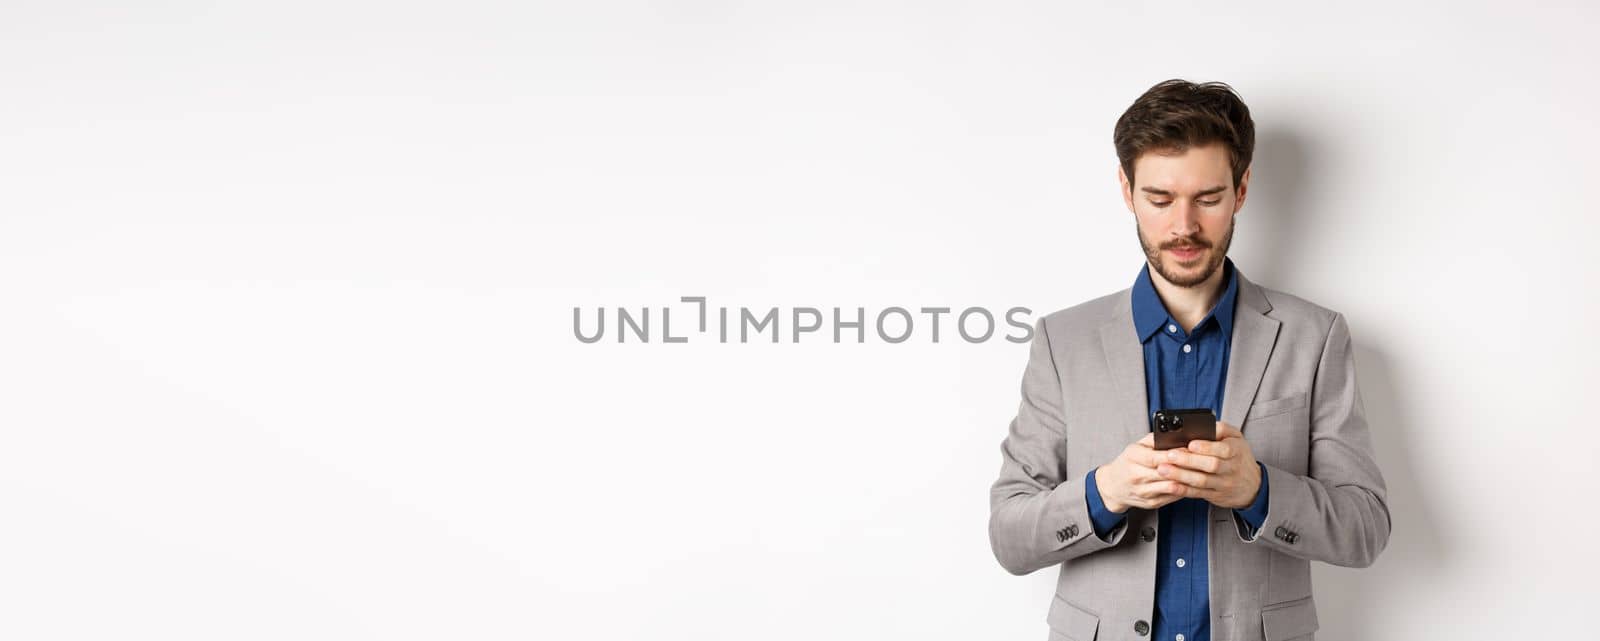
(989, 318, 1127, 576)
(1233, 313, 1392, 567)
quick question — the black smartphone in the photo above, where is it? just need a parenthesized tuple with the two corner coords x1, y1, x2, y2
(1151, 408, 1218, 450)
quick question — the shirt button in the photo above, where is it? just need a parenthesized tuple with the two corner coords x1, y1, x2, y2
(1176, 558, 1186, 568)
(1167, 324, 1177, 333)
(1176, 635, 1186, 641)
(1182, 344, 1192, 353)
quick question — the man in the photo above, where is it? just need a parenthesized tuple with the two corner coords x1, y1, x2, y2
(988, 80, 1390, 641)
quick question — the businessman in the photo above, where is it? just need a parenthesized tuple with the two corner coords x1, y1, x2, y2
(988, 80, 1390, 641)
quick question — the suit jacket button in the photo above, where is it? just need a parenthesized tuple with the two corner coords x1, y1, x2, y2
(1140, 526, 1156, 542)
(1275, 526, 1291, 540)
(1134, 620, 1150, 636)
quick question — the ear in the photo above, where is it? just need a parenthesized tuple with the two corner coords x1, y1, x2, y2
(1118, 165, 1136, 213)
(1233, 165, 1252, 214)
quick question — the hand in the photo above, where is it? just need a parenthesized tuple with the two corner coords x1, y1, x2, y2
(1156, 421, 1263, 509)
(1094, 433, 1186, 513)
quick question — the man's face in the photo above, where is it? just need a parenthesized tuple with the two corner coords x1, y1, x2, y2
(1119, 142, 1249, 288)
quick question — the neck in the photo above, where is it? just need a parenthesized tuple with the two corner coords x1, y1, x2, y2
(1148, 261, 1228, 333)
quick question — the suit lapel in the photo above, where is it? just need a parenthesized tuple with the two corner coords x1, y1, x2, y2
(1099, 289, 1152, 445)
(1219, 272, 1281, 432)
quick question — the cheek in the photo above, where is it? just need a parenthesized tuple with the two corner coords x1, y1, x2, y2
(1210, 212, 1237, 237)
(1136, 219, 1163, 244)
(1135, 209, 1163, 232)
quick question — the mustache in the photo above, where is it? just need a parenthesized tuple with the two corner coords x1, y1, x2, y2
(1160, 237, 1212, 250)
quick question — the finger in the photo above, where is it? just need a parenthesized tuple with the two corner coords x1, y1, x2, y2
(1137, 433, 1155, 448)
(1134, 478, 1185, 499)
(1164, 449, 1221, 473)
(1125, 444, 1162, 469)
(1188, 438, 1234, 459)
(1128, 436, 1157, 454)
(1149, 480, 1186, 499)
(1157, 463, 1212, 489)
(1129, 465, 1164, 484)
(1133, 481, 1164, 499)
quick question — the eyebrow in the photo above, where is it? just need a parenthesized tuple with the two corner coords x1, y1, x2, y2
(1140, 185, 1229, 197)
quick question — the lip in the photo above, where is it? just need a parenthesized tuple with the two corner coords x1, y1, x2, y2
(1166, 246, 1205, 261)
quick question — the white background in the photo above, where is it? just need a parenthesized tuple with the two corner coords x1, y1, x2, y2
(2, 1, 1595, 639)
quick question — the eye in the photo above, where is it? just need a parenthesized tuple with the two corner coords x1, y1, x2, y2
(1198, 199, 1221, 207)
(1150, 200, 1173, 208)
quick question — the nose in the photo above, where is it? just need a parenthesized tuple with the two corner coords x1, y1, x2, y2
(1170, 201, 1201, 237)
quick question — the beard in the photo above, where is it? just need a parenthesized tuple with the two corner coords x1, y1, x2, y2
(1137, 217, 1234, 288)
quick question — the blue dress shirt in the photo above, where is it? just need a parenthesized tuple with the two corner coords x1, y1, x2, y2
(1084, 257, 1270, 641)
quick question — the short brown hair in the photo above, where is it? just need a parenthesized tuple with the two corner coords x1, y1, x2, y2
(1114, 79, 1254, 189)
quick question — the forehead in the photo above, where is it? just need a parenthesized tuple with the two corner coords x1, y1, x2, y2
(1132, 142, 1233, 192)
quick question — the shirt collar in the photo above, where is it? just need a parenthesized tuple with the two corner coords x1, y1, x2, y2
(1131, 256, 1240, 342)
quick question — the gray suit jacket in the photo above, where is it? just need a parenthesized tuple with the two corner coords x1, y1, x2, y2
(989, 267, 1391, 641)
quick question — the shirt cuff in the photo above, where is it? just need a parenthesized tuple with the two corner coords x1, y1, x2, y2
(1232, 461, 1270, 534)
(1084, 468, 1128, 540)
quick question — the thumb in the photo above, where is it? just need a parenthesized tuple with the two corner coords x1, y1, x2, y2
(1215, 421, 1241, 439)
